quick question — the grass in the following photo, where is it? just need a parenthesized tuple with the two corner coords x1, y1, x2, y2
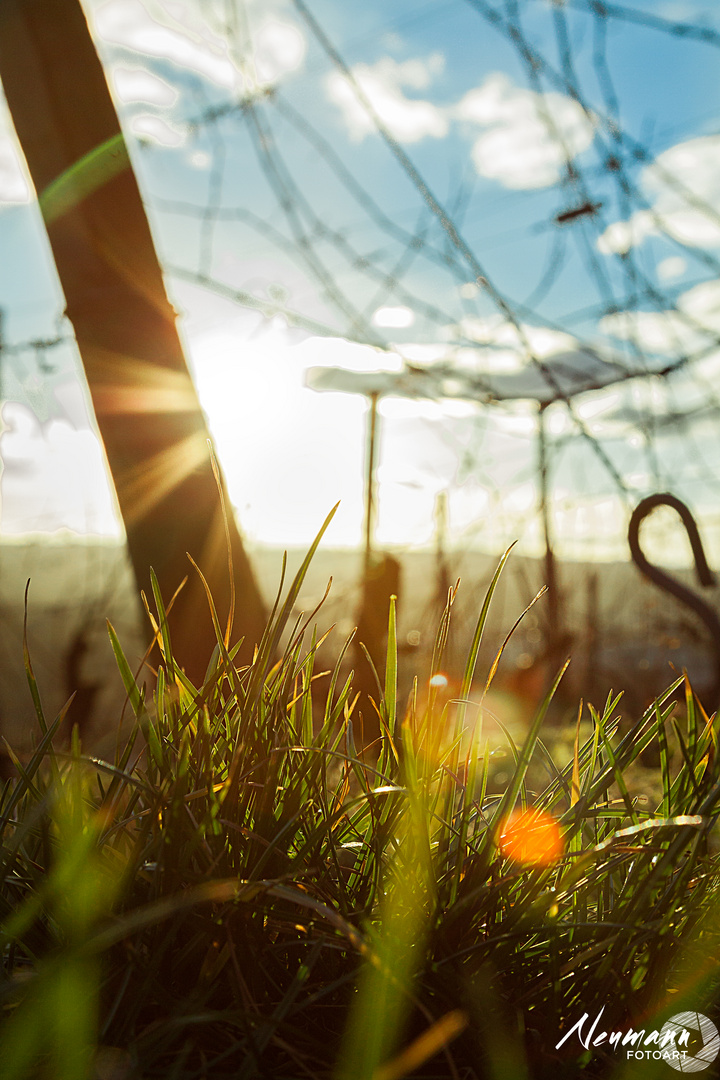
(1, 510, 720, 1079)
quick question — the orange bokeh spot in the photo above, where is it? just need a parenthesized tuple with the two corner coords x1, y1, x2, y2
(499, 809, 563, 867)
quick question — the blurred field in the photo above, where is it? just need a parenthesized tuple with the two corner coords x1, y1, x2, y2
(2, 537, 717, 758)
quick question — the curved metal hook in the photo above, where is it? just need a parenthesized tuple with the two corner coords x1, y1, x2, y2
(629, 492, 720, 711)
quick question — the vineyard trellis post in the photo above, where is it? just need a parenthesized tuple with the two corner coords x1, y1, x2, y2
(0, 0, 266, 684)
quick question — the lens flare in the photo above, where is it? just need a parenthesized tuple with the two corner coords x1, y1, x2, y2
(499, 809, 563, 867)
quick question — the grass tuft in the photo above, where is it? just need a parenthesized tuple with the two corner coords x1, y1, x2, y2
(1, 530, 720, 1078)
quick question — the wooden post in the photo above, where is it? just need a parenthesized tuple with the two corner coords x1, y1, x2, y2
(363, 392, 379, 575)
(0, 0, 266, 684)
(538, 403, 561, 662)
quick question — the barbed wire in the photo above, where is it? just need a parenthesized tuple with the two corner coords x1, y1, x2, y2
(5, 0, 720, 565)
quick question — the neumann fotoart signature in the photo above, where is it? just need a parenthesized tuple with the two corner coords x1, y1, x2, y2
(555, 1006, 720, 1070)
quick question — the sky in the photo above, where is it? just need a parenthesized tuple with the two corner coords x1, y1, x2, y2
(1, 0, 720, 566)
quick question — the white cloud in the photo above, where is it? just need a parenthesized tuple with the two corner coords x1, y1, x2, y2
(0, 94, 31, 204)
(94, 1, 306, 96)
(326, 54, 448, 143)
(657, 255, 687, 280)
(372, 305, 415, 329)
(598, 135, 720, 254)
(0, 403, 119, 536)
(600, 277, 720, 356)
(94, 0, 243, 91)
(130, 113, 185, 146)
(325, 63, 594, 184)
(457, 73, 595, 190)
(453, 314, 580, 368)
(597, 210, 655, 256)
(111, 65, 178, 106)
(600, 309, 687, 355)
(253, 19, 306, 86)
(0, 135, 30, 204)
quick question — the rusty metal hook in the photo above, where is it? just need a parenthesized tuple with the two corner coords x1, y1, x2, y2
(629, 492, 720, 712)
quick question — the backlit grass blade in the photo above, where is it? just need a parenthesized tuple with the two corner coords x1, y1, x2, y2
(483, 658, 570, 861)
(456, 543, 517, 736)
(22, 581, 47, 736)
(249, 503, 339, 690)
(107, 620, 145, 720)
(383, 594, 398, 741)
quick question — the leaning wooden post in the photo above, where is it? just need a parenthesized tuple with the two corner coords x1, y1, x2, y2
(0, 0, 266, 684)
(537, 402, 561, 665)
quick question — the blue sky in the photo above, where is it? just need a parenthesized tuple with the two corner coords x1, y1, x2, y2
(1, 0, 720, 564)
